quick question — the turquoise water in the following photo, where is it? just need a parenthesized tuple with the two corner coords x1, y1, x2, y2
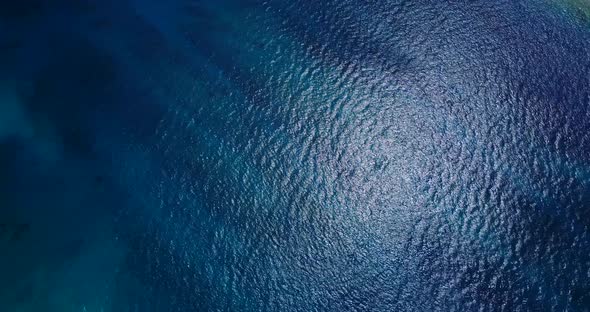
(1, 0, 590, 311)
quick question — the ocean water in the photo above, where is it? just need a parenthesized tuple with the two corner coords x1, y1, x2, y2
(1, 0, 589, 311)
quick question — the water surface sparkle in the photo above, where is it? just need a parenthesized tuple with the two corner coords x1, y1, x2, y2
(1, 0, 589, 311)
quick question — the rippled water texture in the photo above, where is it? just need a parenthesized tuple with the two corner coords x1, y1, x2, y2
(1, 0, 590, 311)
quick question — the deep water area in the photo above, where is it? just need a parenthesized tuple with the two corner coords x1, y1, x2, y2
(1, 0, 590, 311)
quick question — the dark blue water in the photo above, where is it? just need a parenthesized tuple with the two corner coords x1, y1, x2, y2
(1, 0, 590, 311)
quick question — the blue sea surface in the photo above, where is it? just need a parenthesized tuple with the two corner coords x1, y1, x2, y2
(1, 0, 590, 311)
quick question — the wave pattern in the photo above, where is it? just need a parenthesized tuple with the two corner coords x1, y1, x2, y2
(0, 0, 589, 311)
